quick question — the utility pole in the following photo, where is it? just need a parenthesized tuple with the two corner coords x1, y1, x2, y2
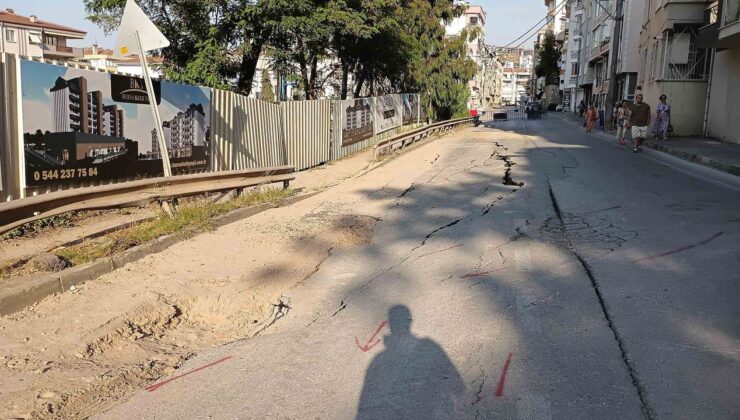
(604, 0, 625, 131)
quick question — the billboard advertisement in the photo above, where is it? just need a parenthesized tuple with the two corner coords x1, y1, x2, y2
(375, 94, 402, 134)
(402, 94, 421, 126)
(341, 98, 373, 147)
(20, 59, 211, 187)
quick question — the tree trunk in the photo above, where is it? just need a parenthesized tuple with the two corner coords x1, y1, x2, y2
(297, 39, 311, 99)
(309, 56, 318, 99)
(236, 39, 264, 96)
(354, 70, 365, 98)
(340, 60, 349, 100)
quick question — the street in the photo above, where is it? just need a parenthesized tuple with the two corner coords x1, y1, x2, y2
(98, 115, 740, 419)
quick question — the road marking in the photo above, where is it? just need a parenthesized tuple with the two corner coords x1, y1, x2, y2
(355, 320, 388, 352)
(146, 356, 234, 392)
(495, 352, 515, 397)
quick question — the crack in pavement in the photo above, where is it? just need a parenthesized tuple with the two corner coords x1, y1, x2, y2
(253, 296, 292, 337)
(397, 184, 415, 198)
(547, 180, 654, 419)
(497, 155, 525, 187)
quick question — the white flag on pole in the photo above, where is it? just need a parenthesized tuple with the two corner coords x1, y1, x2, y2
(113, 0, 170, 58)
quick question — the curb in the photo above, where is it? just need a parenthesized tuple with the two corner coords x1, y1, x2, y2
(644, 142, 740, 177)
(560, 115, 740, 178)
(0, 192, 318, 316)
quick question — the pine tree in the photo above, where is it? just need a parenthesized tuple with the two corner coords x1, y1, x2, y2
(535, 33, 561, 85)
(260, 69, 275, 102)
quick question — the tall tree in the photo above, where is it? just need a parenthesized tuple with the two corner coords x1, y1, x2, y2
(535, 32, 561, 85)
(84, 0, 270, 95)
(396, 0, 477, 120)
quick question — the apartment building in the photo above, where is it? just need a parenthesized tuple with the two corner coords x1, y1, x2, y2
(563, 0, 643, 113)
(638, 0, 713, 136)
(445, 5, 491, 109)
(151, 104, 208, 159)
(699, 0, 740, 144)
(0, 9, 86, 61)
(533, 0, 569, 107)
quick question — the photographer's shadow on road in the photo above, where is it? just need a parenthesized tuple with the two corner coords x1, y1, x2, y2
(356, 305, 466, 420)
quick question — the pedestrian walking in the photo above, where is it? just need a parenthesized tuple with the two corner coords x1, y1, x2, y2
(615, 100, 629, 145)
(627, 94, 651, 153)
(577, 99, 586, 117)
(585, 104, 597, 133)
(653, 94, 671, 141)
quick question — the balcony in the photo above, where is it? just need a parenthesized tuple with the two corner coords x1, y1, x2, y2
(579, 73, 594, 86)
(43, 44, 84, 59)
(589, 38, 611, 62)
(720, 0, 740, 46)
(699, 0, 740, 49)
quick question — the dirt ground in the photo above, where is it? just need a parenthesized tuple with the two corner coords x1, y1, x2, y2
(0, 142, 438, 419)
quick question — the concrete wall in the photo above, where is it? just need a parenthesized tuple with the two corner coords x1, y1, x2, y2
(1, 26, 43, 58)
(639, 79, 707, 136)
(706, 48, 740, 144)
(618, 0, 645, 74)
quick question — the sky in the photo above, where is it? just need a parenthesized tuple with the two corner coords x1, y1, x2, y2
(4, 0, 548, 50)
(480, 0, 548, 48)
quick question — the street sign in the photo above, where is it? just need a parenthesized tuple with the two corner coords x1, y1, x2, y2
(113, 0, 172, 177)
(113, 0, 170, 58)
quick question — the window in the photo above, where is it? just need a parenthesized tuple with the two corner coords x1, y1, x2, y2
(725, 0, 740, 26)
(45, 36, 57, 46)
(470, 17, 478, 25)
(28, 32, 42, 44)
(4, 29, 16, 43)
(662, 27, 710, 80)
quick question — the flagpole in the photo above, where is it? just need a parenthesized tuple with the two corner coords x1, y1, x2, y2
(135, 30, 172, 177)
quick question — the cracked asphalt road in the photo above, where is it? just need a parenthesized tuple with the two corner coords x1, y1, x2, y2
(100, 116, 740, 419)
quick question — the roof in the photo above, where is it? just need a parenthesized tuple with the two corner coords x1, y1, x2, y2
(0, 9, 86, 36)
(80, 46, 165, 65)
(117, 55, 165, 65)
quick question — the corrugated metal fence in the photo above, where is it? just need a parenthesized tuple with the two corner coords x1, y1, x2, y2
(211, 89, 286, 171)
(0, 54, 425, 201)
(281, 100, 332, 171)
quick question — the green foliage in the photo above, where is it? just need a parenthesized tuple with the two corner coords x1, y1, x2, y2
(397, 0, 477, 120)
(1, 213, 77, 240)
(84, 0, 476, 115)
(260, 68, 275, 102)
(535, 32, 561, 85)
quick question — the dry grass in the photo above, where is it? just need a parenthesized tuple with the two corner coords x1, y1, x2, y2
(55, 188, 294, 266)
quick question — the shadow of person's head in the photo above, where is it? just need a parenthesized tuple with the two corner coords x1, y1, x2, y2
(388, 305, 412, 336)
(356, 305, 466, 419)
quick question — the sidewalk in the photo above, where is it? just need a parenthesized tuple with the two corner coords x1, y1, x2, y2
(562, 112, 740, 177)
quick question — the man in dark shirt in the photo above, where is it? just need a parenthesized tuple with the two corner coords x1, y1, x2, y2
(627, 94, 651, 153)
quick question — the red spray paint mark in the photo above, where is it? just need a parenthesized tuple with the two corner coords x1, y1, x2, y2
(146, 356, 234, 392)
(355, 320, 388, 352)
(495, 352, 514, 397)
(461, 267, 506, 279)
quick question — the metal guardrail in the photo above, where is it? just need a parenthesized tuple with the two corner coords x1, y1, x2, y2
(374, 117, 473, 158)
(0, 166, 295, 236)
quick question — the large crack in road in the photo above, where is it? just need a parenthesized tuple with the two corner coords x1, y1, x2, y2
(547, 179, 654, 420)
